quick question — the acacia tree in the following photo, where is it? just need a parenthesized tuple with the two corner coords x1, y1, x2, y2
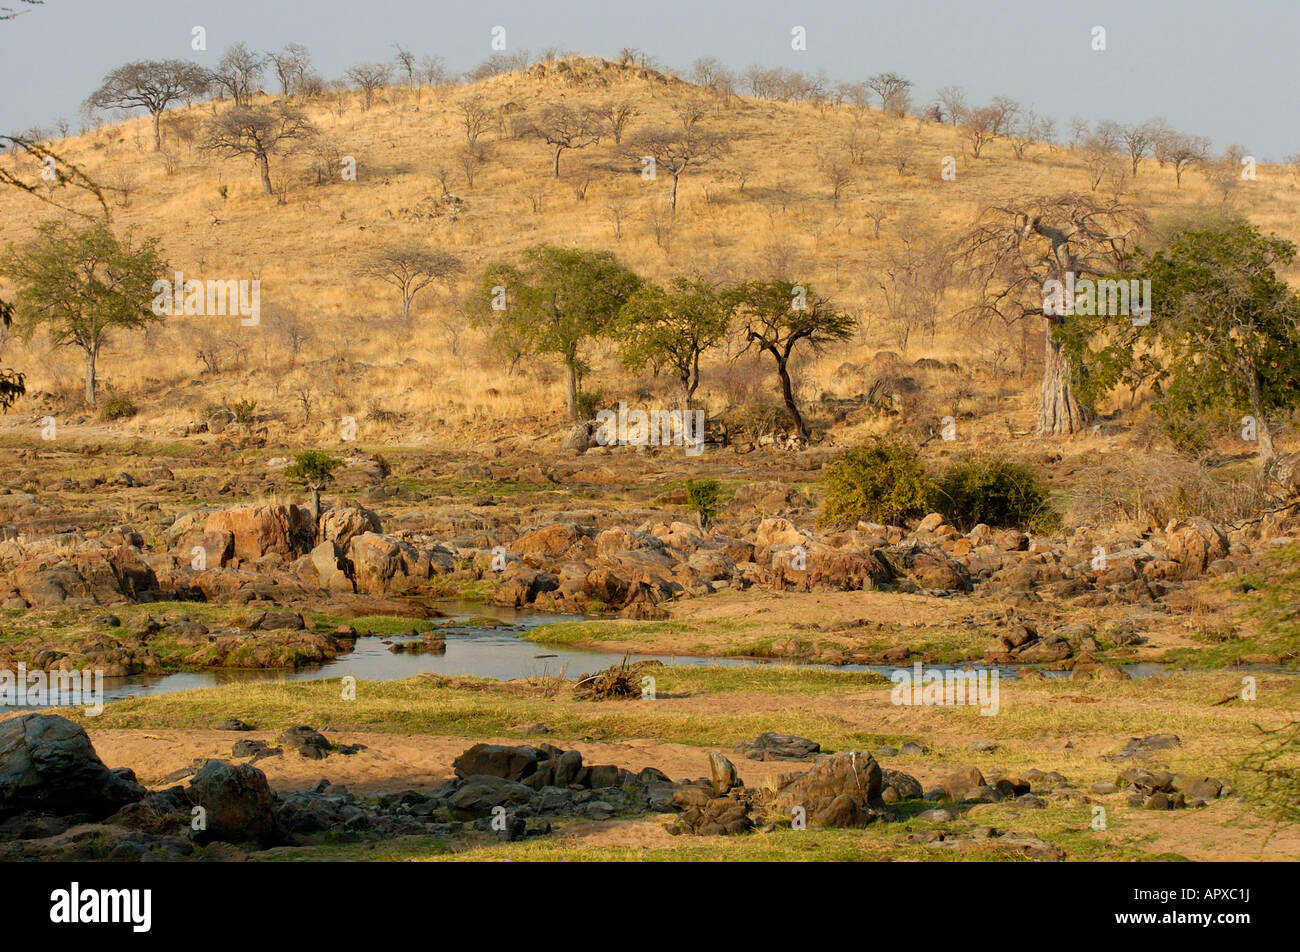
(284, 450, 343, 527)
(528, 104, 601, 178)
(473, 245, 640, 420)
(203, 104, 316, 194)
(630, 124, 728, 213)
(955, 195, 1144, 436)
(85, 60, 209, 151)
(617, 277, 730, 407)
(1, 220, 167, 406)
(357, 245, 463, 323)
(866, 71, 912, 116)
(731, 280, 855, 441)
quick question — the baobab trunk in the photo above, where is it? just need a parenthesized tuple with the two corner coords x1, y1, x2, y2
(1035, 318, 1087, 436)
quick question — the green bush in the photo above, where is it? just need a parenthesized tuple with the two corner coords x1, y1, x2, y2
(100, 396, 137, 421)
(574, 389, 604, 421)
(686, 477, 720, 528)
(819, 436, 934, 528)
(935, 456, 1057, 532)
(231, 398, 258, 425)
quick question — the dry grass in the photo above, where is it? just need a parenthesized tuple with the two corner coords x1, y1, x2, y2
(2, 56, 1298, 457)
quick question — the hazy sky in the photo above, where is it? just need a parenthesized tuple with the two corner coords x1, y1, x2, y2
(1, 0, 1297, 159)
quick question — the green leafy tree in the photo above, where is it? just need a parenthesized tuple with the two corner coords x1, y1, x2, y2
(0, 299, 24, 411)
(473, 245, 640, 421)
(617, 277, 730, 407)
(1, 220, 167, 406)
(731, 280, 854, 441)
(686, 477, 720, 530)
(1059, 222, 1300, 469)
(284, 450, 344, 525)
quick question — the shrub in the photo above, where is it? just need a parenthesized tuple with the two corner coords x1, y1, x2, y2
(819, 436, 934, 527)
(100, 396, 137, 421)
(686, 477, 720, 528)
(231, 398, 258, 425)
(935, 456, 1057, 532)
(573, 389, 604, 421)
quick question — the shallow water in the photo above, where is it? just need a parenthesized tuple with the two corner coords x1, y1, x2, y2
(8, 602, 1289, 709)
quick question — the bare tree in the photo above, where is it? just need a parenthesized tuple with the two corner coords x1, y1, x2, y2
(211, 43, 264, 106)
(459, 96, 493, 146)
(864, 203, 889, 239)
(417, 55, 447, 96)
(866, 71, 912, 116)
(356, 245, 463, 323)
(954, 195, 1145, 435)
(1081, 130, 1121, 190)
(1007, 107, 1045, 160)
(393, 45, 416, 89)
(961, 105, 1000, 158)
(935, 85, 968, 126)
(630, 124, 729, 212)
(266, 43, 312, 99)
(527, 104, 601, 177)
(1165, 131, 1210, 186)
(459, 143, 488, 187)
(203, 104, 316, 195)
(596, 99, 639, 145)
(85, 59, 209, 151)
(346, 63, 389, 111)
(821, 160, 854, 203)
(1122, 118, 1162, 177)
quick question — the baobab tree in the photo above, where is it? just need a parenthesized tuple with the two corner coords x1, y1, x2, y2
(203, 104, 316, 195)
(955, 195, 1145, 436)
(528, 104, 601, 178)
(85, 60, 210, 151)
(356, 245, 463, 323)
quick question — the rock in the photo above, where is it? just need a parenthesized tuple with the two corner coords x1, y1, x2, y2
(277, 726, 332, 758)
(0, 714, 145, 819)
(216, 718, 253, 731)
(880, 769, 923, 801)
(311, 540, 354, 593)
(1165, 518, 1229, 577)
(708, 752, 739, 794)
(203, 504, 315, 562)
(185, 760, 278, 846)
(755, 518, 808, 548)
(941, 766, 988, 802)
(317, 503, 382, 548)
(448, 776, 532, 816)
(452, 743, 539, 782)
(774, 751, 883, 828)
(733, 732, 821, 762)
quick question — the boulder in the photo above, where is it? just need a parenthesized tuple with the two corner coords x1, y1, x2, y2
(1165, 518, 1229, 577)
(185, 760, 278, 846)
(774, 751, 883, 828)
(0, 714, 145, 819)
(203, 504, 315, 562)
(317, 503, 382, 548)
(756, 518, 808, 548)
(733, 732, 821, 762)
(453, 743, 539, 782)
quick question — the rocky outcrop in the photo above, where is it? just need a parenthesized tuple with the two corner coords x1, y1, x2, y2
(0, 714, 144, 819)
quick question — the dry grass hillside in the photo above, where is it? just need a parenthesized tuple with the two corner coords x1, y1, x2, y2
(2, 54, 1299, 455)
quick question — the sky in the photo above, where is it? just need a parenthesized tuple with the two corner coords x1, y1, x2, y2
(1, 0, 1297, 160)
